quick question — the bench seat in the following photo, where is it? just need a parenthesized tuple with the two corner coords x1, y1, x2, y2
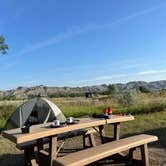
(53, 134, 158, 166)
(17, 128, 96, 150)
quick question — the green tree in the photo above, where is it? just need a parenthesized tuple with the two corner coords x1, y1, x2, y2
(107, 84, 117, 95)
(139, 86, 150, 93)
(0, 36, 8, 54)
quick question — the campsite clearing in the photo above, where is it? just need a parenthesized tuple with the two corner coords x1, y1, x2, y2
(0, 95, 166, 165)
(0, 111, 166, 165)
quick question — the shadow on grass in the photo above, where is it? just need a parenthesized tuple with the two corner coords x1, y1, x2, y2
(122, 127, 166, 148)
(0, 153, 24, 166)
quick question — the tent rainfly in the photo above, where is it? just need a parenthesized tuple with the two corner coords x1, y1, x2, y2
(5, 97, 66, 129)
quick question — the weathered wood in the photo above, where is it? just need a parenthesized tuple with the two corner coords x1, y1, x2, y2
(49, 136, 57, 166)
(38, 136, 57, 166)
(17, 128, 97, 165)
(98, 125, 105, 144)
(53, 134, 158, 166)
(24, 147, 35, 166)
(89, 133, 96, 147)
(2, 116, 134, 144)
(83, 132, 96, 148)
(17, 128, 96, 151)
(31, 159, 38, 166)
(2, 116, 135, 166)
(128, 147, 136, 163)
(38, 150, 49, 166)
(113, 123, 120, 140)
(37, 138, 44, 153)
(140, 144, 149, 166)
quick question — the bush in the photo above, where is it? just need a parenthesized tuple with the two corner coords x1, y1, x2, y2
(116, 91, 138, 107)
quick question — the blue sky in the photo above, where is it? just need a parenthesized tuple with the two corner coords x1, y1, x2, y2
(0, 0, 166, 90)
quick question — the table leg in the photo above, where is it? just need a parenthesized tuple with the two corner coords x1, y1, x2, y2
(140, 144, 149, 166)
(49, 136, 57, 166)
(37, 138, 44, 153)
(37, 138, 44, 164)
(113, 122, 120, 140)
(98, 125, 105, 144)
(24, 147, 35, 166)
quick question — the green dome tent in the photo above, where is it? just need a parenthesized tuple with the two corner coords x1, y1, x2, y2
(5, 97, 66, 129)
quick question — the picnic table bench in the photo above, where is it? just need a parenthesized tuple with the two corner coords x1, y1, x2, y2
(54, 134, 158, 166)
(2, 115, 158, 166)
(16, 128, 96, 164)
(17, 128, 96, 150)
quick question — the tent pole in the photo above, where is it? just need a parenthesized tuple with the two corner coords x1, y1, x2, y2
(19, 107, 22, 127)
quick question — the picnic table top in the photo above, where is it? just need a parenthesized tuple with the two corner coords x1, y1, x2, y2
(2, 115, 134, 144)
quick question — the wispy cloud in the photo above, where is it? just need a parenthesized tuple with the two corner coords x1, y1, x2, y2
(6, 2, 165, 62)
(6, 24, 96, 60)
(108, 4, 164, 26)
(72, 69, 166, 85)
(137, 69, 166, 76)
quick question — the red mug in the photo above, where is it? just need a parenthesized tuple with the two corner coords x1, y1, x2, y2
(103, 107, 112, 115)
(107, 107, 112, 115)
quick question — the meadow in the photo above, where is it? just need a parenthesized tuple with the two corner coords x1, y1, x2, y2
(0, 92, 166, 165)
(0, 92, 166, 131)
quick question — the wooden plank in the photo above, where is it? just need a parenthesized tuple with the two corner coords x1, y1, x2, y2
(38, 136, 58, 166)
(83, 132, 96, 148)
(89, 133, 96, 147)
(38, 150, 49, 166)
(31, 159, 38, 166)
(2, 118, 105, 144)
(98, 125, 105, 144)
(17, 128, 96, 150)
(140, 144, 149, 166)
(37, 138, 44, 153)
(53, 134, 158, 166)
(113, 123, 120, 140)
(128, 147, 136, 163)
(2, 116, 134, 144)
(106, 115, 134, 124)
(24, 147, 35, 166)
(49, 136, 57, 166)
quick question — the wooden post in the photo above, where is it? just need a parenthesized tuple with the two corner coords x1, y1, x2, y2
(98, 125, 105, 144)
(83, 133, 96, 148)
(31, 159, 38, 166)
(89, 133, 96, 147)
(83, 134, 86, 148)
(37, 138, 44, 165)
(113, 123, 120, 140)
(140, 144, 149, 166)
(128, 147, 136, 164)
(37, 138, 44, 153)
(24, 147, 35, 166)
(49, 136, 57, 166)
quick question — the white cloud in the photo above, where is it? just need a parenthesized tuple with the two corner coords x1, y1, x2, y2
(137, 70, 166, 75)
(69, 69, 166, 86)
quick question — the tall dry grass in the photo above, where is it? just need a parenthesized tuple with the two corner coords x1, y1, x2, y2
(0, 92, 166, 130)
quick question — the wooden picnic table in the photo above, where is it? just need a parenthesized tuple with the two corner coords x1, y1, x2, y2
(2, 115, 134, 166)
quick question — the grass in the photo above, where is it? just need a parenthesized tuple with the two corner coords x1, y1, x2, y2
(0, 93, 166, 165)
(0, 92, 166, 130)
(0, 110, 165, 166)
(105, 111, 166, 147)
(0, 105, 16, 131)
